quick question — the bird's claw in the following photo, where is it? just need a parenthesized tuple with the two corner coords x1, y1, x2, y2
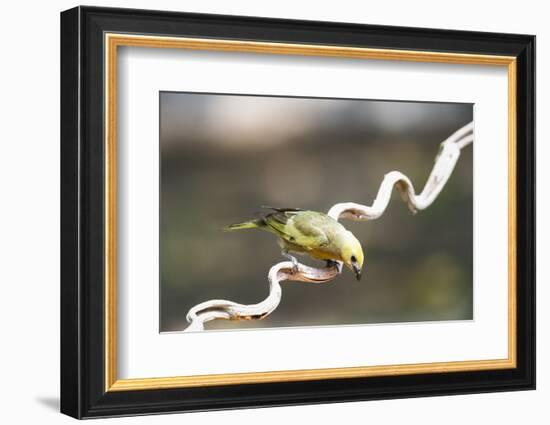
(326, 260, 343, 273)
(282, 252, 300, 274)
(290, 256, 299, 274)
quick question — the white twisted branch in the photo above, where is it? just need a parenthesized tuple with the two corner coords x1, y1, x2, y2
(183, 121, 474, 332)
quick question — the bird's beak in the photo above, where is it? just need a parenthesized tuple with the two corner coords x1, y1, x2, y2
(352, 263, 361, 281)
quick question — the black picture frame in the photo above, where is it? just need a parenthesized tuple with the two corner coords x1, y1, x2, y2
(61, 5, 535, 419)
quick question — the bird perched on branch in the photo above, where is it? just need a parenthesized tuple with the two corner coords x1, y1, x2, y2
(224, 207, 364, 280)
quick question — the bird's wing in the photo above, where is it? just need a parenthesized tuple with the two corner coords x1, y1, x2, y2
(262, 209, 329, 250)
(282, 212, 330, 250)
(260, 206, 302, 213)
(262, 210, 297, 240)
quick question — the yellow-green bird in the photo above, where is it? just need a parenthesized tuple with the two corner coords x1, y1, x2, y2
(224, 207, 364, 280)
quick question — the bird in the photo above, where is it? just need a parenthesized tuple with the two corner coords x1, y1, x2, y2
(224, 207, 364, 280)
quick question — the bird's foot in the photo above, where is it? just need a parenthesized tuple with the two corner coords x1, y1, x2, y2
(282, 252, 300, 274)
(326, 260, 343, 274)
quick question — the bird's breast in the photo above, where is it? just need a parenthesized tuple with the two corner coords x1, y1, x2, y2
(308, 247, 342, 261)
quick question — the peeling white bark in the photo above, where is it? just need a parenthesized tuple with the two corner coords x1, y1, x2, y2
(182, 121, 474, 332)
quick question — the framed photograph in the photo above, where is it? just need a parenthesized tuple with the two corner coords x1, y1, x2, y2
(60, 6, 535, 419)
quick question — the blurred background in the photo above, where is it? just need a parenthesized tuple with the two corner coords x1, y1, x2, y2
(160, 92, 473, 332)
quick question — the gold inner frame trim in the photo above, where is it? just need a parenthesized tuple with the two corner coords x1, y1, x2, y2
(104, 33, 518, 392)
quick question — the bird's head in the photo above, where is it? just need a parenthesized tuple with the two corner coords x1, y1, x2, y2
(340, 231, 364, 281)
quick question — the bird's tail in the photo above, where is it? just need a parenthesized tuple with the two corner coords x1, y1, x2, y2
(223, 219, 263, 232)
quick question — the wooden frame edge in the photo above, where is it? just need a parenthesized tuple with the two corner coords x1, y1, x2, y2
(103, 33, 518, 392)
(108, 358, 516, 391)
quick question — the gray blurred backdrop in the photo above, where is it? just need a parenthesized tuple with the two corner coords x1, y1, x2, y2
(160, 92, 473, 332)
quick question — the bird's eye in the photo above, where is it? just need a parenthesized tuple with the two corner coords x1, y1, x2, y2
(351, 255, 357, 263)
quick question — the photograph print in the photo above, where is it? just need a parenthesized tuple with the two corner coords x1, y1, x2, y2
(159, 92, 473, 333)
